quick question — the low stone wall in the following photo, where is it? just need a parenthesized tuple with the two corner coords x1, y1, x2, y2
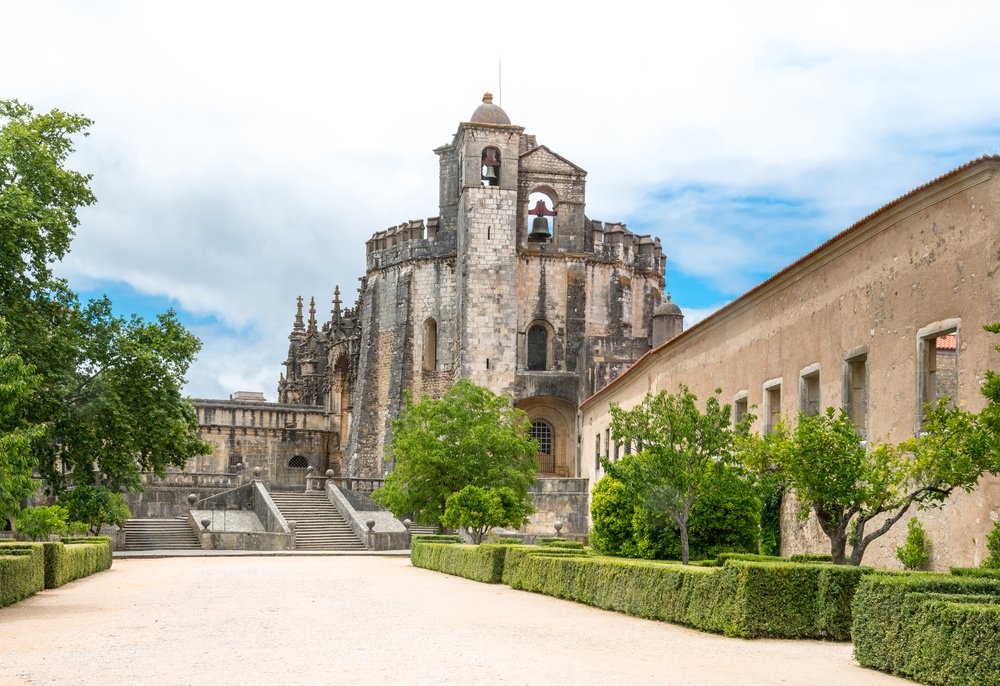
(189, 481, 292, 551)
(525, 478, 590, 536)
(124, 472, 239, 519)
(327, 484, 408, 551)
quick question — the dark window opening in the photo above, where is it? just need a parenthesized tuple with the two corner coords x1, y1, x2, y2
(530, 420, 554, 473)
(527, 325, 548, 371)
(288, 455, 309, 468)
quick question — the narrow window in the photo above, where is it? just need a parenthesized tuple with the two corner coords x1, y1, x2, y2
(530, 420, 554, 474)
(527, 325, 548, 371)
(800, 367, 820, 416)
(604, 428, 610, 459)
(734, 394, 748, 427)
(423, 319, 437, 371)
(917, 321, 959, 426)
(764, 382, 782, 435)
(844, 353, 868, 439)
(594, 434, 601, 471)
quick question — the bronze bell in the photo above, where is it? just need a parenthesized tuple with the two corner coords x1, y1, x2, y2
(483, 166, 498, 181)
(528, 215, 551, 241)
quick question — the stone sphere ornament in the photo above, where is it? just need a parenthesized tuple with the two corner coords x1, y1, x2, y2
(200, 518, 211, 531)
(253, 466, 262, 478)
(554, 520, 564, 536)
(366, 519, 376, 531)
(187, 493, 197, 506)
(402, 519, 413, 529)
(326, 469, 335, 478)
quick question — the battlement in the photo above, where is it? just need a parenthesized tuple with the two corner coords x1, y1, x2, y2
(365, 216, 457, 271)
(588, 220, 665, 276)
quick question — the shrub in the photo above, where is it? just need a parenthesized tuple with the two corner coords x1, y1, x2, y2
(14, 505, 68, 541)
(494, 537, 523, 545)
(951, 566, 1000, 579)
(984, 518, 1000, 569)
(500, 546, 586, 586)
(411, 542, 512, 583)
(588, 475, 639, 556)
(896, 518, 931, 570)
(852, 573, 1000, 683)
(789, 553, 833, 563)
(59, 485, 131, 536)
(410, 534, 462, 546)
(59, 539, 112, 584)
(0, 543, 45, 607)
(536, 538, 584, 550)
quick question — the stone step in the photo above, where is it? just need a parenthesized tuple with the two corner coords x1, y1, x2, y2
(267, 491, 364, 551)
(122, 518, 201, 551)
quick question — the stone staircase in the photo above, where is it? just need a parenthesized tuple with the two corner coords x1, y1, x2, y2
(268, 491, 365, 551)
(123, 517, 201, 550)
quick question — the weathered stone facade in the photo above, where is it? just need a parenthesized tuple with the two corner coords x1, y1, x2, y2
(580, 156, 1000, 570)
(276, 94, 672, 511)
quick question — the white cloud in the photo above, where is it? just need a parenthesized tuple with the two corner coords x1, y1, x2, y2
(7, 1, 1000, 399)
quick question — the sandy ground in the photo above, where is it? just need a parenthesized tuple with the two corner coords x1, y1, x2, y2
(0, 556, 914, 686)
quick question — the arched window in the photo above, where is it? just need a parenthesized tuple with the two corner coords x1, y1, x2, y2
(529, 420, 554, 474)
(423, 318, 437, 371)
(481, 147, 500, 187)
(288, 455, 309, 468)
(527, 325, 548, 371)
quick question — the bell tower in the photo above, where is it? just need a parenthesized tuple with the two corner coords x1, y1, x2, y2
(436, 93, 525, 391)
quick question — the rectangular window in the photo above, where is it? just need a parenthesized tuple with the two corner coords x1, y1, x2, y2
(228, 454, 243, 467)
(800, 366, 820, 417)
(763, 380, 782, 435)
(604, 428, 610, 459)
(844, 352, 868, 439)
(734, 392, 748, 426)
(595, 433, 601, 471)
(916, 320, 960, 427)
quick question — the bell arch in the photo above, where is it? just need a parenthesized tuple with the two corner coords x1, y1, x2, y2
(526, 188, 557, 243)
(481, 146, 501, 187)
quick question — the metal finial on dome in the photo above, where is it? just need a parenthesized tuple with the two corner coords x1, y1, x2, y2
(482, 92, 494, 103)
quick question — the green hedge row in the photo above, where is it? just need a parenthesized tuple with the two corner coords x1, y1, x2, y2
(411, 542, 510, 583)
(410, 534, 463, 545)
(0, 538, 113, 607)
(0, 544, 45, 607)
(950, 566, 1000, 579)
(852, 573, 1000, 685)
(412, 542, 867, 639)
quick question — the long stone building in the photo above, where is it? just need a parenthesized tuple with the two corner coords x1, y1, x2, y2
(580, 155, 1000, 569)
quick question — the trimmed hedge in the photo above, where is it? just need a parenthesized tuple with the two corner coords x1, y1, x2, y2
(0, 543, 45, 607)
(951, 566, 1000, 579)
(790, 553, 833, 564)
(500, 546, 587, 586)
(411, 543, 509, 583)
(536, 538, 584, 550)
(58, 540, 113, 586)
(852, 573, 1000, 685)
(411, 534, 463, 545)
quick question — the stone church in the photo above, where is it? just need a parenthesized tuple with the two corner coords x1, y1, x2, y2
(170, 94, 681, 533)
(275, 93, 679, 482)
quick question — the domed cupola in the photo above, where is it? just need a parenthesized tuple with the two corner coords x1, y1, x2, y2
(469, 92, 511, 125)
(652, 293, 684, 347)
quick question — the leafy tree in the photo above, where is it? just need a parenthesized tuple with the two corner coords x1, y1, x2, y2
(605, 386, 754, 564)
(14, 505, 68, 541)
(59, 485, 131, 535)
(590, 465, 760, 561)
(0, 325, 46, 521)
(373, 380, 538, 531)
(0, 100, 210, 496)
(442, 485, 532, 544)
(764, 406, 996, 565)
(896, 517, 931, 570)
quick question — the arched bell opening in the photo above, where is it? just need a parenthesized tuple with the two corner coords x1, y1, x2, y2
(481, 147, 501, 187)
(526, 190, 557, 243)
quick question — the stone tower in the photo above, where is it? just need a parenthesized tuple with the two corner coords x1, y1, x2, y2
(280, 93, 672, 484)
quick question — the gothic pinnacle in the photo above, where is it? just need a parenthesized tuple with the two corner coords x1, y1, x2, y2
(308, 297, 317, 332)
(293, 295, 304, 330)
(332, 285, 342, 322)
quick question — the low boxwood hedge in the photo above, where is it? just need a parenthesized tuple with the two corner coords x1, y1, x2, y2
(410, 534, 463, 546)
(0, 543, 45, 607)
(411, 543, 509, 583)
(59, 539, 112, 585)
(950, 566, 1000, 579)
(790, 553, 834, 564)
(852, 573, 1000, 685)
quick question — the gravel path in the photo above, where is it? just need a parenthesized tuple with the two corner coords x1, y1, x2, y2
(0, 556, 913, 685)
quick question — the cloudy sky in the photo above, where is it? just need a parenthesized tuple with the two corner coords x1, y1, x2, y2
(5, 1, 999, 400)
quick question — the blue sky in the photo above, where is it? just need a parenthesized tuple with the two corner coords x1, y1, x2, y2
(5, 1, 1000, 399)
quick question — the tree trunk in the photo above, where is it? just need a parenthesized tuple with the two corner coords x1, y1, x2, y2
(679, 522, 690, 565)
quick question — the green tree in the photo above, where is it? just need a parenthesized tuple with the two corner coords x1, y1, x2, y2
(896, 517, 931, 570)
(59, 485, 131, 536)
(764, 406, 996, 565)
(0, 100, 210, 497)
(442, 485, 532, 544)
(983, 519, 1000, 569)
(0, 324, 46, 521)
(14, 505, 68, 541)
(605, 385, 754, 564)
(373, 380, 538, 531)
